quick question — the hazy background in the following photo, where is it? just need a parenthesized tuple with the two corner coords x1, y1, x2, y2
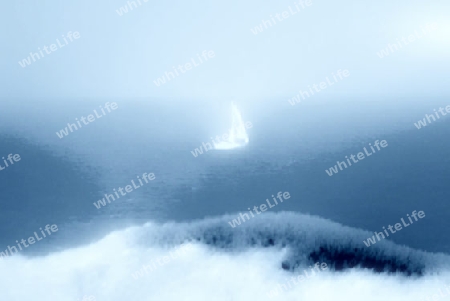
(1, 0, 449, 100)
(0, 0, 450, 259)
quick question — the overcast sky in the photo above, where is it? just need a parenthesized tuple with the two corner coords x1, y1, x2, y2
(1, 0, 449, 100)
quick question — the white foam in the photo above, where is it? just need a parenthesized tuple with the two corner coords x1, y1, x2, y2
(0, 223, 449, 300)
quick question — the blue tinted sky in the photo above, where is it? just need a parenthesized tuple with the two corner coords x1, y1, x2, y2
(1, 0, 449, 100)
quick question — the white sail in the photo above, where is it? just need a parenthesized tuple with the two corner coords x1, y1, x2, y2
(213, 102, 249, 150)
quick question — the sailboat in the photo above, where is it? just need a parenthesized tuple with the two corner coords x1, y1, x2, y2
(213, 102, 249, 150)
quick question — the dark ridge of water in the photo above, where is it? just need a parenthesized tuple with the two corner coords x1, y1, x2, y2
(306, 244, 424, 276)
(137, 212, 439, 277)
